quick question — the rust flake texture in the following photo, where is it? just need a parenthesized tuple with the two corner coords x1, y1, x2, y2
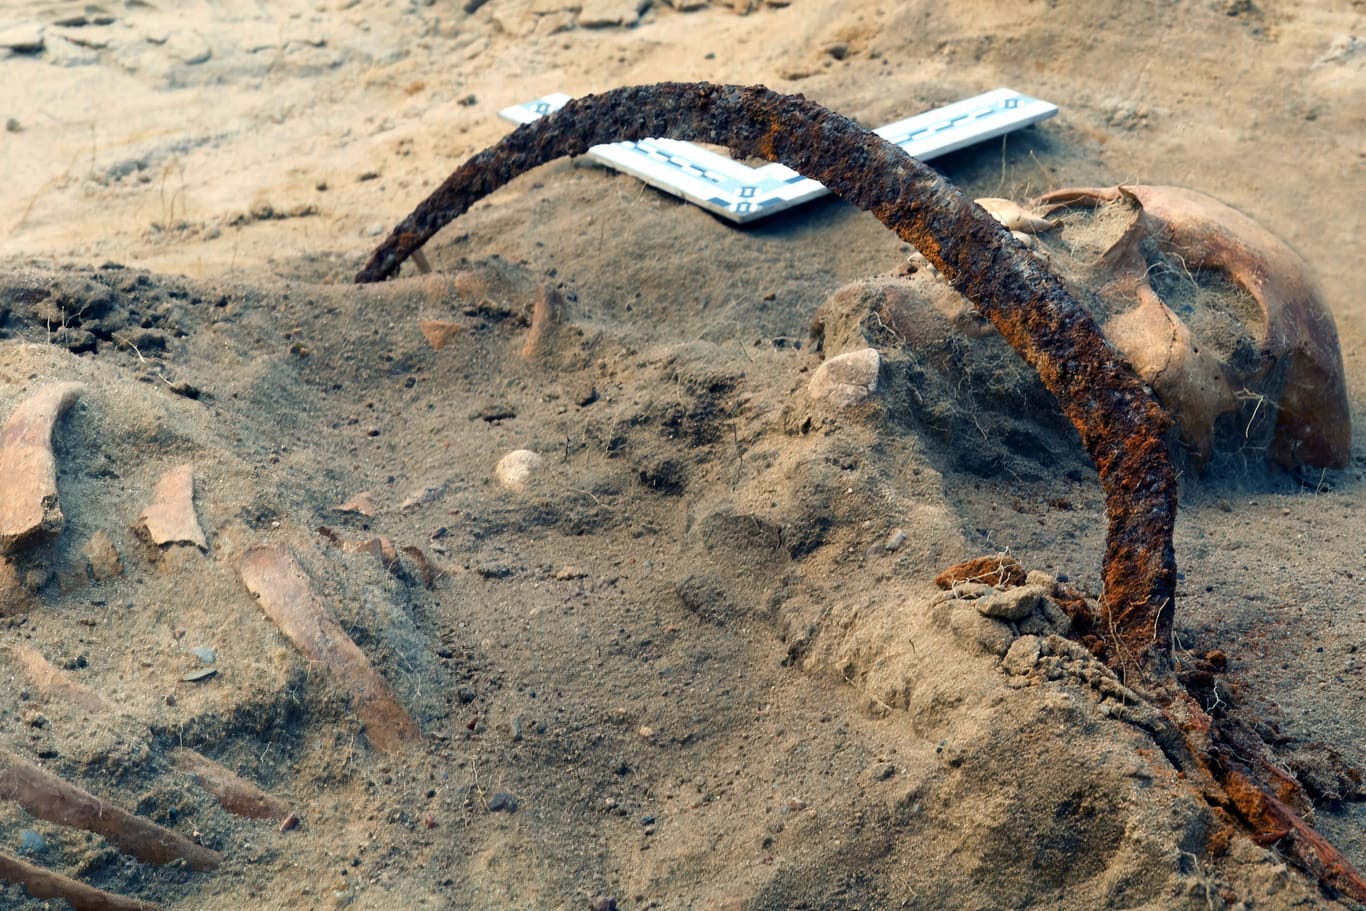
(356, 82, 1177, 674)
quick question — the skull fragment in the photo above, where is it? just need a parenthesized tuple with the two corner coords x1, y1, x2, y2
(1033, 185, 1351, 470)
(810, 186, 1350, 474)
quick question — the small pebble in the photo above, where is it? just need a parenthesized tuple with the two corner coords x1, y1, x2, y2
(866, 761, 895, 782)
(590, 897, 618, 911)
(808, 347, 880, 408)
(191, 646, 216, 664)
(18, 830, 45, 855)
(495, 449, 543, 490)
(487, 791, 518, 813)
(400, 482, 447, 511)
(883, 528, 907, 551)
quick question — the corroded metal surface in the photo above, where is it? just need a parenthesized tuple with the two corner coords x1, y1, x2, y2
(356, 82, 1178, 674)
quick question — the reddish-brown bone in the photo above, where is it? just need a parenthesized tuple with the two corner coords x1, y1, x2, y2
(7, 645, 293, 822)
(521, 284, 564, 359)
(355, 82, 1178, 675)
(134, 463, 208, 550)
(237, 544, 422, 752)
(170, 748, 294, 821)
(0, 383, 83, 554)
(0, 749, 222, 871)
(0, 851, 157, 911)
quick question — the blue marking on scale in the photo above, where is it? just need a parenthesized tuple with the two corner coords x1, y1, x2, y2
(498, 88, 1058, 223)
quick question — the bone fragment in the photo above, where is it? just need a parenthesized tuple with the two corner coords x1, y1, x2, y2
(134, 463, 207, 550)
(0, 749, 222, 870)
(170, 748, 294, 821)
(0, 850, 157, 911)
(975, 197, 1057, 234)
(0, 383, 83, 554)
(237, 544, 422, 752)
(6, 645, 115, 714)
(6, 646, 292, 821)
(335, 490, 378, 517)
(521, 283, 564, 359)
(419, 319, 465, 350)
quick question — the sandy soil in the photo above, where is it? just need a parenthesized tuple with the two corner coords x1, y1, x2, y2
(1, 0, 1364, 908)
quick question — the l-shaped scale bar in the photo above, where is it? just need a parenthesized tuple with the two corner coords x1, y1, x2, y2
(498, 88, 1058, 223)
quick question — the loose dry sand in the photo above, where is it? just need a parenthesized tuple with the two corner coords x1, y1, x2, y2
(1, 0, 1363, 909)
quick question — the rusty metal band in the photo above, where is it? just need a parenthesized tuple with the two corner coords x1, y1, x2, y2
(356, 82, 1178, 675)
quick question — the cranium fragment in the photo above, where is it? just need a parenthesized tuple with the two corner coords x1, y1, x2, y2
(1035, 185, 1350, 470)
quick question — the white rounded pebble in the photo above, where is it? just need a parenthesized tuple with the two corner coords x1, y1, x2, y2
(808, 347, 880, 408)
(495, 449, 544, 490)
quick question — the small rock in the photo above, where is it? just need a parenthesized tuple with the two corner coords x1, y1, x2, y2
(1002, 635, 1042, 675)
(554, 566, 588, 580)
(859, 761, 896, 786)
(191, 646, 216, 665)
(577, 0, 646, 27)
(590, 897, 618, 911)
(486, 791, 518, 813)
(17, 830, 45, 855)
(808, 347, 880, 408)
(20, 708, 47, 728)
(929, 582, 992, 606)
(1024, 570, 1057, 588)
(975, 584, 1048, 620)
(495, 449, 543, 490)
(400, 481, 447, 511)
(165, 29, 211, 65)
(0, 21, 44, 53)
(883, 528, 907, 551)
